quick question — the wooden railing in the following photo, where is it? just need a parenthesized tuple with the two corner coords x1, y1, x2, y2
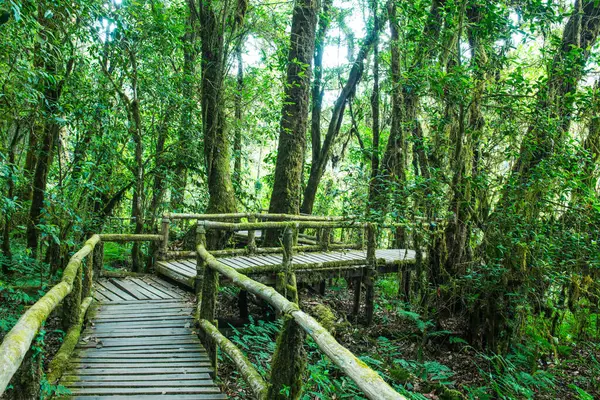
(159, 212, 362, 261)
(0, 233, 163, 397)
(194, 219, 406, 400)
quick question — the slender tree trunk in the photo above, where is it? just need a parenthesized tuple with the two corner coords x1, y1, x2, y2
(172, 0, 197, 212)
(233, 42, 244, 186)
(300, 21, 383, 214)
(368, 1, 380, 210)
(309, 0, 333, 167)
(268, 0, 318, 217)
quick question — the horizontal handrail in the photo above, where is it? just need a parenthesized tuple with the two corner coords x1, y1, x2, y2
(198, 319, 268, 399)
(196, 244, 406, 400)
(99, 234, 163, 242)
(167, 212, 349, 221)
(0, 235, 100, 395)
(198, 220, 364, 232)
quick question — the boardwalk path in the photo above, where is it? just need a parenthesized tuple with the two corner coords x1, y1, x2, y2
(157, 248, 417, 288)
(60, 276, 226, 399)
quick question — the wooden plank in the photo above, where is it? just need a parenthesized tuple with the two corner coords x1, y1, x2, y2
(114, 278, 162, 300)
(82, 329, 194, 338)
(109, 278, 153, 300)
(75, 356, 208, 363)
(155, 262, 194, 288)
(62, 373, 211, 382)
(69, 387, 223, 395)
(98, 280, 136, 301)
(145, 276, 187, 297)
(94, 283, 124, 302)
(91, 320, 193, 331)
(66, 379, 215, 387)
(129, 278, 174, 299)
(71, 395, 227, 400)
(71, 367, 213, 375)
(168, 261, 196, 276)
(76, 338, 200, 348)
(93, 290, 110, 302)
(70, 361, 210, 369)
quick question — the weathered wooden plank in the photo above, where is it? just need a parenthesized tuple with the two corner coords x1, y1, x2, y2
(69, 387, 223, 395)
(94, 283, 124, 302)
(70, 361, 211, 369)
(66, 379, 215, 387)
(98, 280, 136, 301)
(128, 278, 174, 299)
(71, 367, 213, 375)
(145, 276, 187, 296)
(71, 395, 227, 400)
(62, 373, 211, 382)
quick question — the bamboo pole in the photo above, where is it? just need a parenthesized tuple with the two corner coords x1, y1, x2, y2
(0, 235, 100, 395)
(198, 319, 267, 400)
(196, 245, 406, 400)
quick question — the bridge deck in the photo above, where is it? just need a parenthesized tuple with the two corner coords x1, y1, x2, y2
(156, 248, 416, 288)
(60, 276, 225, 399)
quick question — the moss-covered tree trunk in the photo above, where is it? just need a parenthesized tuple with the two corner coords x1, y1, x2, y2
(199, 0, 245, 217)
(269, 0, 318, 215)
(233, 42, 244, 187)
(266, 0, 318, 245)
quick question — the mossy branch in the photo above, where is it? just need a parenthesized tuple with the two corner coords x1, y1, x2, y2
(99, 234, 163, 242)
(47, 297, 93, 383)
(198, 319, 267, 400)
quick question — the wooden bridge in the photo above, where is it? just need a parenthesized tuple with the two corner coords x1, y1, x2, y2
(0, 213, 414, 400)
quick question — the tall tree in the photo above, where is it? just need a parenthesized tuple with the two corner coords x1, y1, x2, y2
(300, 20, 384, 215)
(268, 0, 318, 216)
(198, 0, 247, 215)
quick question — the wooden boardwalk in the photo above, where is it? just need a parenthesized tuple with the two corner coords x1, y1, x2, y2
(157, 249, 416, 288)
(60, 276, 226, 399)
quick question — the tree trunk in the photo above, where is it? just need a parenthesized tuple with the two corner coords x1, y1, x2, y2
(172, 0, 197, 212)
(233, 42, 244, 186)
(199, 0, 243, 216)
(300, 20, 383, 214)
(268, 0, 318, 218)
(367, 0, 380, 211)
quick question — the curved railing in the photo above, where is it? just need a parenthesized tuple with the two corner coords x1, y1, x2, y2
(194, 219, 407, 400)
(0, 233, 162, 396)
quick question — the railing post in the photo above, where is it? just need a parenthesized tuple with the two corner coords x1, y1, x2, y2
(268, 225, 306, 400)
(93, 240, 104, 278)
(195, 223, 207, 298)
(199, 222, 218, 375)
(320, 227, 330, 252)
(247, 215, 257, 254)
(62, 263, 82, 331)
(160, 214, 170, 259)
(83, 251, 93, 299)
(365, 223, 377, 326)
(11, 335, 43, 399)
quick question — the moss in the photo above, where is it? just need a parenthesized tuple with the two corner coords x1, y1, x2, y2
(267, 315, 307, 400)
(313, 304, 336, 334)
(389, 367, 412, 384)
(439, 389, 465, 400)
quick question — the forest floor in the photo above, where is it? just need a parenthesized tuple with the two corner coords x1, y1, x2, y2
(215, 276, 600, 400)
